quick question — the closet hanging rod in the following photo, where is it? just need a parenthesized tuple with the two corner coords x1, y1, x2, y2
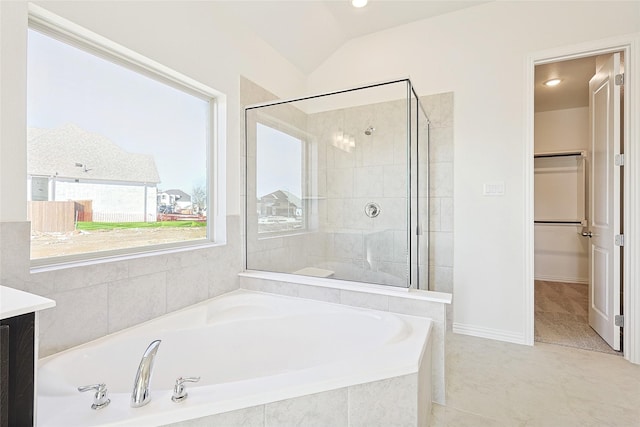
(534, 151, 585, 158)
(534, 220, 583, 225)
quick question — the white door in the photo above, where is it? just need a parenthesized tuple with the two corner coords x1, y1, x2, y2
(587, 53, 622, 350)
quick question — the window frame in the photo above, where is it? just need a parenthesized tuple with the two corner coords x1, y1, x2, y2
(27, 5, 225, 269)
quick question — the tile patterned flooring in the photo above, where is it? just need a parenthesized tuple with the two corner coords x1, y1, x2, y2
(430, 332, 640, 426)
(534, 280, 619, 355)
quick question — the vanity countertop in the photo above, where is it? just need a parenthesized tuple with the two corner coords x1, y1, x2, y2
(0, 286, 55, 320)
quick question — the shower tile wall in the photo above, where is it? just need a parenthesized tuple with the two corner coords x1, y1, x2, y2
(420, 93, 454, 295)
(308, 100, 409, 286)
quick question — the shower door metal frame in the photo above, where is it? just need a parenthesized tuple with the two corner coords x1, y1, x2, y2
(408, 82, 431, 290)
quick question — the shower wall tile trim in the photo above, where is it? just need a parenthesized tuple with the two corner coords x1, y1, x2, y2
(420, 93, 454, 298)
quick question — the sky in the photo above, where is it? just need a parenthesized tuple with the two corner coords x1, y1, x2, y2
(27, 29, 209, 194)
(256, 123, 302, 199)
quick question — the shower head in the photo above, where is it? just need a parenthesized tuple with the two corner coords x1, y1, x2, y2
(364, 126, 375, 136)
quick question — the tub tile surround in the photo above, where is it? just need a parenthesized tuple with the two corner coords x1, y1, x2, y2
(348, 374, 421, 427)
(264, 388, 349, 427)
(164, 345, 432, 427)
(0, 215, 243, 356)
(0, 222, 32, 287)
(164, 405, 265, 427)
(164, 374, 430, 427)
(108, 273, 168, 332)
(239, 271, 450, 405)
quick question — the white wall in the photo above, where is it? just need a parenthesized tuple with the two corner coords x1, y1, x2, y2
(535, 107, 589, 153)
(307, 1, 640, 342)
(55, 181, 154, 221)
(534, 107, 589, 283)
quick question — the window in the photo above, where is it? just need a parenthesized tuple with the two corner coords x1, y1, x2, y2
(256, 123, 305, 234)
(27, 20, 217, 263)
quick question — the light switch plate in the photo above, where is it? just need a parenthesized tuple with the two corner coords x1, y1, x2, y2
(483, 182, 505, 196)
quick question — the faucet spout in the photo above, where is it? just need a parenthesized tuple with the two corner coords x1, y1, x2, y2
(131, 339, 161, 408)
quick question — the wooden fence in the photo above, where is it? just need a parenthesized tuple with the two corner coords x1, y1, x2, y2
(27, 200, 92, 233)
(74, 200, 93, 222)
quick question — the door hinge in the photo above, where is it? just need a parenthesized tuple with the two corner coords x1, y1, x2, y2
(615, 73, 624, 86)
(615, 234, 624, 247)
(615, 154, 624, 166)
(615, 314, 624, 327)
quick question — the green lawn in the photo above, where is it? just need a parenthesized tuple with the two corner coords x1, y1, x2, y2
(76, 221, 206, 231)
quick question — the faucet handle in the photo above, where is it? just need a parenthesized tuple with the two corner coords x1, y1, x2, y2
(78, 383, 111, 410)
(171, 376, 201, 403)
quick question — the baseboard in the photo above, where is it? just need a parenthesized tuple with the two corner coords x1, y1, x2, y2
(452, 322, 527, 345)
(534, 274, 588, 284)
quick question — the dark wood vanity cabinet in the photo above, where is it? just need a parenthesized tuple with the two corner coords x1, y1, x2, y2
(0, 313, 35, 427)
(1, 324, 8, 427)
(0, 286, 55, 427)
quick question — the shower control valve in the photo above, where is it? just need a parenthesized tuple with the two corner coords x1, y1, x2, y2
(171, 376, 201, 403)
(365, 202, 381, 218)
(78, 383, 111, 410)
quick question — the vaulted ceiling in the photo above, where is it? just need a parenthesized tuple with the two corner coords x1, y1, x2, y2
(217, 1, 490, 73)
(219, 1, 597, 111)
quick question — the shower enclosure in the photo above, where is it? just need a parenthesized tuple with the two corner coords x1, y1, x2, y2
(245, 79, 430, 289)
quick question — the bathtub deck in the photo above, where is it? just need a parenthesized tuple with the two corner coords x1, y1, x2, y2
(240, 271, 451, 404)
(38, 290, 433, 427)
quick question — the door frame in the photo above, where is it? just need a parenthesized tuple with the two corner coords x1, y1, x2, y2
(524, 34, 640, 364)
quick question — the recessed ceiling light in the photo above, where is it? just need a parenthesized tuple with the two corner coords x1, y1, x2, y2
(544, 78, 562, 87)
(352, 0, 368, 8)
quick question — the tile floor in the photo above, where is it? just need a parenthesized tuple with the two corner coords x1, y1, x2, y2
(430, 333, 640, 426)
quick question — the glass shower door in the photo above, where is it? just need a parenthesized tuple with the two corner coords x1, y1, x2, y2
(245, 79, 428, 289)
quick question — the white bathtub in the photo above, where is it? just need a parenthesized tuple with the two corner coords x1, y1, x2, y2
(37, 290, 432, 426)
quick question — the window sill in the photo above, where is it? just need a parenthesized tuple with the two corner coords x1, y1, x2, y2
(30, 240, 225, 273)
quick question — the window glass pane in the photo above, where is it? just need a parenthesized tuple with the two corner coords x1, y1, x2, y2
(256, 123, 304, 234)
(27, 29, 210, 260)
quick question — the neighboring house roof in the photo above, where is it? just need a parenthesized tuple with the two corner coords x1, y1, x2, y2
(282, 191, 301, 208)
(27, 124, 161, 184)
(162, 189, 192, 202)
(260, 190, 301, 208)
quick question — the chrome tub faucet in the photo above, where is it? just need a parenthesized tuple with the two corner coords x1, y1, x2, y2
(131, 339, 161, 408)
